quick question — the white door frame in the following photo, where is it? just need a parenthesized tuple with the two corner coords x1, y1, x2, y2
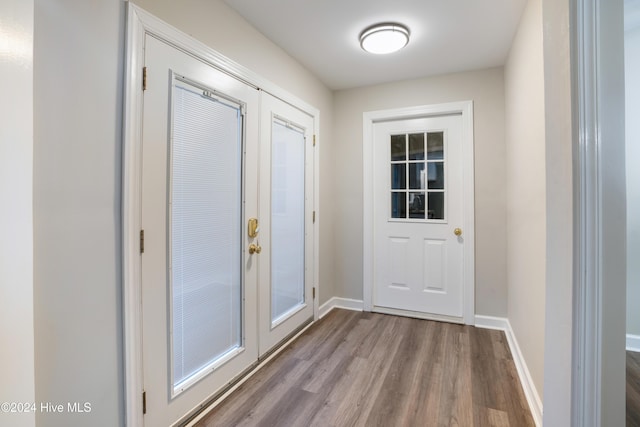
(362, 101, 475, 324)
(571, 0, 627, 425)
(122, 4, 320, 425)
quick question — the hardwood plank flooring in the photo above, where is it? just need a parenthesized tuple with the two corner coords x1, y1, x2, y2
(195, 309, 535, 427)
(629, 351, 640, 427)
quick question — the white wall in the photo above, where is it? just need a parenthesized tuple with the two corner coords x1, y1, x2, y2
(134, 0, 337, 305)
(0, 2, 36, 427)
(33, 0, 126, 425)
(504, 0, 546, 401)
(32, 0, 333, 426)
(541, 0, 574, 423)
(598, 0, 627, 424)
(333, 67, 508, 317)
(626, 22, 640, 338)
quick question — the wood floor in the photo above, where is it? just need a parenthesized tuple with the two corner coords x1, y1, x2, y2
(195, 309, 535, 427)
(629, 351, 640, 427)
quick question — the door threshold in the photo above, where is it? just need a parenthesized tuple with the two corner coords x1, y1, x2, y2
(373, 305, 465, 324)
(177, 318, 315, 427)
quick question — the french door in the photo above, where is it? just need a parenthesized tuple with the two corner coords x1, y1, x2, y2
(139, 35, 314, 425)
(258, 94, 315, 354)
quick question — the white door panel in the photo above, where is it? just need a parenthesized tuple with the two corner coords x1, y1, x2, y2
(141, 35, 259, 426)
(258, 93, 315, 355)
(373, 115, 464, 318)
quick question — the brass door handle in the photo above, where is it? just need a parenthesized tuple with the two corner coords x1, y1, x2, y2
(249, 243, 262, 254)
(454, 228, 462, 237)
(248, 218, 259, 238)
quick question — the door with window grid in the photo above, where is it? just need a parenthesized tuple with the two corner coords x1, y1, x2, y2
(373, 114, 464, 318)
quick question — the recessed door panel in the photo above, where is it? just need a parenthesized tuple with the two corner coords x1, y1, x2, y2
(423, 239, 446, 293)
(389, 237, 410, 289)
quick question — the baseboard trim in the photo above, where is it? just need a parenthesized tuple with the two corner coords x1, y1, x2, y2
(628, 334, 640, 352)
(475, 315, 543, 427)
(319, 297, 364, 318)
(474, 314, 509, 331)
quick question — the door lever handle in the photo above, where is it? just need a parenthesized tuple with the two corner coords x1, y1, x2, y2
(248, 218, 259, 238)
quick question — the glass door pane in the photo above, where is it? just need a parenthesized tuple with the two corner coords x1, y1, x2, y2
(170, 79, 243, 392)
(389, 131, 446, 221)
(270, 120, 305, 324)
(258, 92, 314, 356)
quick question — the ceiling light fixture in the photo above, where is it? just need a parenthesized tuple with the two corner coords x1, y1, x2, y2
(359, 23, 410, 55)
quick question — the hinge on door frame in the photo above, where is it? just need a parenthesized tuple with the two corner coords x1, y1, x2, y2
(142, 391, 146, 415)
(312, 211, 316, 223)
(313, 287, 316, 299)
(140, 230, 145, 254)
(142, 67, 147, 91)
(313, 135, 316, 147)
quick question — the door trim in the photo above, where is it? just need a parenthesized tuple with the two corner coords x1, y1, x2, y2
(362, 101, 475, 324)
(570, 0, 626, 425)
(123, 4, 320, 425)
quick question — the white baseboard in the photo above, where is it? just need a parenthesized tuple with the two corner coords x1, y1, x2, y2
(319, 297, 364, 318)
(475, 315, 543, 427)
(628, 334, 640, 352)
(474, 315, 509, 331)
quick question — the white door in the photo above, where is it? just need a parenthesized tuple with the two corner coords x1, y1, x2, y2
(258, 93, 315, 354)
(140, 35, 260, 426)
(373, 115, 464, 318)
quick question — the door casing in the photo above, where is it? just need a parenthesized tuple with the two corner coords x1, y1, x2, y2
(122, 4, 320, 425)
(362, 102, 475, 324)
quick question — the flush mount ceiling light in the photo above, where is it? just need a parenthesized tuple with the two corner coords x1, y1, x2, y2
(359, 23, 410, 55)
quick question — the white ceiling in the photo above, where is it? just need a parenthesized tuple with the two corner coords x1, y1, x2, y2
(224, 0, 527, 90)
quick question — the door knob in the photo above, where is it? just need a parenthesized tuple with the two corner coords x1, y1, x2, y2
(454, 228, 462, 237)
(249, 243, 262, 254)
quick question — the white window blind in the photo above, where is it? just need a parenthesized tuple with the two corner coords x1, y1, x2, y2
(170, 80, 243, 390)
(271, 120, 305, 322)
